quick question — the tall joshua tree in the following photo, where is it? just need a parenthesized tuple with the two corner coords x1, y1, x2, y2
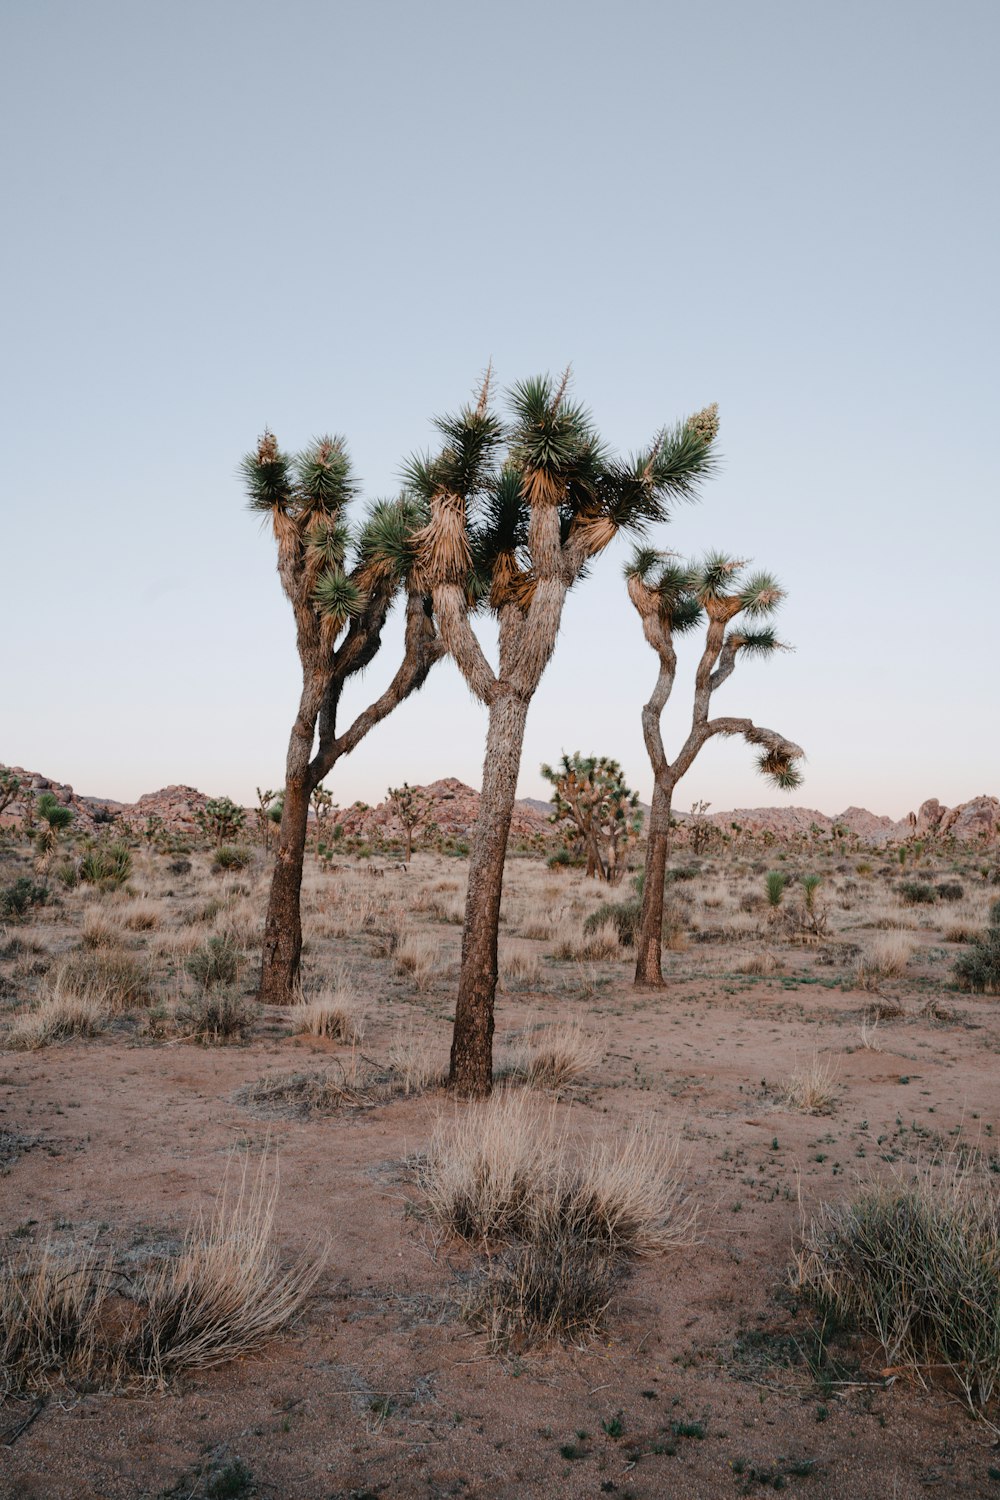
(407, 371, 719, 1095)
(244, 432, 442, 1005)
(626, 548, 804, 986)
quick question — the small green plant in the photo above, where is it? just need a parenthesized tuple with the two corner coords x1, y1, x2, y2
(186, 935, 243, 990)
(953, 902, 1000, 994)
(898, 879, 937, 905)
(935, 881, 964, 902)
(79, 842, 132, 888)
(176, 989, 258, 1044)
(765, 871, 788, 908)
(583, 896, 642, 947)
(0, 878, 49, 918)
(212, 845, 253, 873)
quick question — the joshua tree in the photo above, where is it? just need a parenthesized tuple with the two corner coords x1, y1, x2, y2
(0, 768, 23, 820)
(196, 796, 246, 847)
(255, 787, 278, 851)
(311, 785, 334, 854)
(541, 752, 643, 884)
(626, 549, 804, 985)
(33, 791, 74, 869)
(387, 782, 434, 863)
(407, 370, 719, 1095)
(244, 431, 442, 1005)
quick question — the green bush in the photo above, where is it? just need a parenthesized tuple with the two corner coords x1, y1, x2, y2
(0, 878, 49, 918)
(176, 989, 258, 1044)
(212, 845, 253, 873)
(79, 842, 132, 888)
(765, 871, 789, 908)
(936, 881, 964, 902)
(954, 910, 1000, 994)
(898, 880, 937, 905)
(583, 897, 641, 947)
(186, 935, 243, 990)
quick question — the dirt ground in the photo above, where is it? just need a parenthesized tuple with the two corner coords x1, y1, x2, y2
(2, 845, 999, 1499)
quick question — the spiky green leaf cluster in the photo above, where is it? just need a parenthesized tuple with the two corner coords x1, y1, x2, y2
(757, 749, 804, 790)
(355, 497, 424, 583)
(313, 569, 365, 625)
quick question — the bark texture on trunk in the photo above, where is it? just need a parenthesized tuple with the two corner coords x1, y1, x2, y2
(258, 775, 313, 1004)
(634, 781, 673, 987)
(448, 692, 530, 1097)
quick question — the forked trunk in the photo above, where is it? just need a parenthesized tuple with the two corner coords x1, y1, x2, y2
(448, 692, 530, 1097)
(634, 781, 673, 987)
(258, 776, 313, 1005)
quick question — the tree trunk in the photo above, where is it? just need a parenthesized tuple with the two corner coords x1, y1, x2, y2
(448, 692, 529, 1097)
(258, 776, 314, 1004)
(634, 781, 673, 987)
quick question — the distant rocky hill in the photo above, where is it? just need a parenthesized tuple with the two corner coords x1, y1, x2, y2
(2, 763, 998, 847)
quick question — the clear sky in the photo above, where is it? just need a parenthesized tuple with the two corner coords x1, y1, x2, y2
(3, 0, 996, 820)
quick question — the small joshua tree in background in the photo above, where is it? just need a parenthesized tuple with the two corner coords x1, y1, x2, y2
(541, 753, 643, 885)
(311, 785, 334, 854)
(196, 796, 246, 848)
(626, 549, 804, 986)
(387, 783, 434, 863)
(32, 791, 74, 870)
(255, 787, 278, 851)
(0, 768, 23, 821)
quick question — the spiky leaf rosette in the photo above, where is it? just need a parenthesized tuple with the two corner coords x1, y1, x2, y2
(758, 747, 804, 790)
(305, 518, 351, 568)
(313, 568, 365, 628)
(295, 435, 357, 520)
(243, 430, 294, 513)
(355, 497, 424, 585)
(432, 403, 505, 500)
(690, 550, 745, 601)
(507, 373, 598, 507)
(730, 626, 782, 656)
(738, 570, 785, 617)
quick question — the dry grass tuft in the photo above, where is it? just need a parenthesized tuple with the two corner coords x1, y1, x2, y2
(175, 990, 258, 1045)
(293, 967, 366, 1042)
(58, 947, 151, 1012)
(6, 985, 108, 1050)
(238, 1066, 376, 1116)
(739, 950, 778, 976)
(499, 1020, 605, 1089)
(854, 932, 915, 990)
(0, 1156, 323, 1394)
(781, 1054, 840, 1114)
(118, 901, 161, 932)
(499, 943, 541, 990)
(385, 1029, 447, 1095)
(421, 1093, 695, 1348)
(794, 1159, 1000, 1413)
(81, 913, 123, 950)
(395, 931, 436, 990)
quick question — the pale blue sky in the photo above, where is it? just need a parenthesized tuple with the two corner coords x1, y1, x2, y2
(2, 0, 996, 819)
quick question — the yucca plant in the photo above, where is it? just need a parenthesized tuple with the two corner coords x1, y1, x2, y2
(406, 369, 718, 1094)
(245, 432, 443, 1004)
(626, 545, 803, 985)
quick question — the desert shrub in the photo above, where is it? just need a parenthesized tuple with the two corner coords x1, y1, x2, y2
(168, 858, 192, 875)
(186, 935, 243, 990)
(898, 880, 937, 905)
(176, 990, 258, 1044)
(794, 1162, 1000, 1412)
(6, 986, 108, 1049)
(765, 871, 788, 908)
(58, 948, 151, 1011)
(935, 881, 964, 902)
(52, 860, 78, 890)
(943, 920, 978, 944)
(739, 950, 777, 976)
(79, 842, 132, 888)
(238, 1065, 383, 1115)
(583, 896, 640, 947)
(0, 879, 49, 919)
(81, 913, 123, 949)
(0, 1158, 321, 1393)
(953, 917, 1000, 995)
(213, 845, 253, 874)
(463, 1218, 619, 1350)
(545, 847, 582, 871)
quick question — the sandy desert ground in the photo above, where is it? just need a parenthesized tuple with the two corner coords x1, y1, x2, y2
(2, 843, 999, 1499)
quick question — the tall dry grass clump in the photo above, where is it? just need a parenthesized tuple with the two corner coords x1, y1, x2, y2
(498, 1021, 605, 1088)
(854, 932, 915, 990)
(794, 1159, 1000, 1414)
(420, 1092, 696, 1347)
(293, 966, 366, 1042)
(781, 1053, 840, 1114)
(6, 984, 108, 1050)
(0, 1157, 322, 1394)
